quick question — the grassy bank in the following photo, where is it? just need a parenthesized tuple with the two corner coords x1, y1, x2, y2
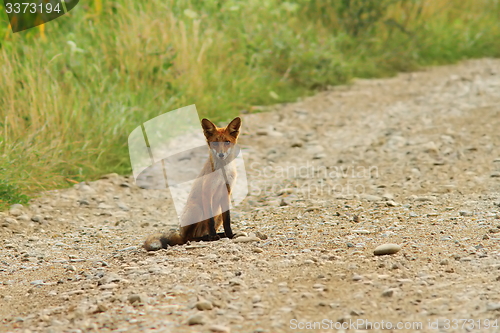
(1, 0, 499, 207)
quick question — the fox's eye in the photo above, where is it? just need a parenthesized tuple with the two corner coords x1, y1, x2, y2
(224, 141, 231, 146)
(212, 142, 219, 147)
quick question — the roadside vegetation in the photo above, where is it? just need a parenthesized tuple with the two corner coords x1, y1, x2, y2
(1, 0, 499, 208)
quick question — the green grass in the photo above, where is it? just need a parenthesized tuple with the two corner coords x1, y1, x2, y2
(0, 0, 500, 207)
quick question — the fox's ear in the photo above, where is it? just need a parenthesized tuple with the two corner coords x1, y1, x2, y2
(227, 117, 241, 138)
(201, 118, 217, 138)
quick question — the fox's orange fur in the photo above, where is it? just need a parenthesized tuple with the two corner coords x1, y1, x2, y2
(143, 117, 241, 251)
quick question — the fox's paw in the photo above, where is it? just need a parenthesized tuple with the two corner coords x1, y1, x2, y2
(207, 234, 220, 241)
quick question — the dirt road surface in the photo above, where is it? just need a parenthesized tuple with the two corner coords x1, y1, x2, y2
(1, 59, 500, 333)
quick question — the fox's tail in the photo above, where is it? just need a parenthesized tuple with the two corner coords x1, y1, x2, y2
(143, 231, 186, 251)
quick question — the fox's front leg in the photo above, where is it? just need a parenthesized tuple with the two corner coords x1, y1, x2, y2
(221, 210, 233, 239)
(207, 216, 220, 241)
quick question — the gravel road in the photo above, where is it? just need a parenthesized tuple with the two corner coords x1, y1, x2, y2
(1, 59, 500, 333)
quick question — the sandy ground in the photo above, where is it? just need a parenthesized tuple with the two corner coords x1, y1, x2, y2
(1, 59, 500, 333)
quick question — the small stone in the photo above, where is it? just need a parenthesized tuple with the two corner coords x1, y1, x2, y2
(95, 303, 108, 313)
(374, 244, 401, 256)
(415, 196, 434, 202)
(9, 208, 23, 217)
(459, 211, 472, 217)
(119, 246, 138, 251)
(233, 231, 248, 238)
(30, 280, 45, 286)
(382, 193, 394, 201)
(209, 325, 230, 333)
(117, 202, 129, 211)
(386, 200, 398, 207)
(233, 236, 259, 243)
(98, 203, 114, 209)
(31, 215, 43, 223)
(352, 230, 370, 235)
(352, 274, 363, 281)
(187, 314, 206, 325)
(99, 283, 118, 290)
(16, 215, 30, 222)
(3, 217, 18, 226)
(253, 248, 264, 253)
(350, 309, 362, 316)
(78, 184, 94, 192)
(128, 294, 143, 304)
(255, 231, 268, 240)
(196, 300, 213, 311)
(381, 289, 394, 297)
(439, 259, 449, 265)
(486, 303, 500, 311)
(360, 194, 382, 202)
(228, 278, 245, 286)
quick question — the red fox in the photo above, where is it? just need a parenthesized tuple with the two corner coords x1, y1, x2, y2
(143, 117, 241, 251)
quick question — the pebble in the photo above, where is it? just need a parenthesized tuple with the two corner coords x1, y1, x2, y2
(9, 208, 23, 217)
(117, 202, 129, 211)
(30, 280, 45, 286)
(209, 325, 230, 333)
(99, 283, 118, 290)
(128, 294, 143, 304)
(119, 246, 138, 251)
(255, 231, 268, 240)
(3, 217, 18, 225)
(386, 200, 398, 207)
(31, 215, 43, 223)
(196, 300, 213, 311)
(360, 194, 382, 202)
(229, 278, 245, 286)
(233, 236, 260, 243)
(15, 215, 29, 223)
(352, 274, 363, 281)
(374, 244, 401, 256)
(187, 314, 206, 325)
(415, 196, 434, 202)
(252, 248, 264, 253)
(78, 184, 94, 192)
(381, 289, 394, 297)
(98, 203, 114, 209)
(233, 231, 248, 238)
(486, 303, 500, 311)
(352, 230, 370, 234)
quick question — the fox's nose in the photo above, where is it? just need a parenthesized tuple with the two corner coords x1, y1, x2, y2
(218, 153, 224, 158)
